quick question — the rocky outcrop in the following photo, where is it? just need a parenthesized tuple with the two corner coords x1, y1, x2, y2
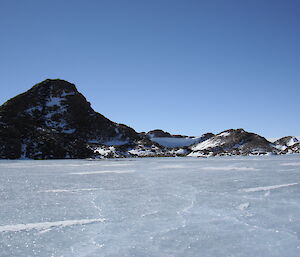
(0, 79, 154, 159)
(280, 142, 300, 154)
(188, 129, 277, 157)
(273, 136, 299, 151)
(146, 129, 172, 138)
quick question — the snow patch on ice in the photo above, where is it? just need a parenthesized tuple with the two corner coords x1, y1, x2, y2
(201, 166, 258, 171)
(237, 202, 250, 211)
(241, 183, 299, 193)
(153, 164, 186, 169)
(0, 219, 105, 233)
(38, 188, 100, 193)
(101, 163, 133, 167)
(141, 211, 159, 217)
(281, 162, 300, 166)
(70, 170, 135, 175)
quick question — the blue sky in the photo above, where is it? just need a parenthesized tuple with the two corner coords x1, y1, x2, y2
(0, 0, 299, 138)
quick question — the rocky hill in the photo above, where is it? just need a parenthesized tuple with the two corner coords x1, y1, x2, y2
(273, 136, 299, 151)
(188, 129, 277, 157)
(0, 79, 164, 159)
(274, 136, 300, 154)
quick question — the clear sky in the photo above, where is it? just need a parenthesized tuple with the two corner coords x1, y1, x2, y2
(0, 0, 299, 138)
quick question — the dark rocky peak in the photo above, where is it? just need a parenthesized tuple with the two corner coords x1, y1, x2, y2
(0, 79, 87, 119)
(30, 79, 78, 96)
(0, 79, 98, 134)
(0, 79, 142, 159)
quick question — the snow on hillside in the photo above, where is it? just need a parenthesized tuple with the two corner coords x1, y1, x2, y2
(287, 137, 299, 146)
(273, 136, 299, 151)
(1, 156, 300, 256)
(189, 129, 276, 157)
(191, 134, 227, 151)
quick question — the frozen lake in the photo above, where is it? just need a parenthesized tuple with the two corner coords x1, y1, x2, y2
(0, 155, 300, 257)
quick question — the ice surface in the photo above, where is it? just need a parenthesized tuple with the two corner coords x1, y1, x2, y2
(0, 155, 300, 256)
(70, 170, 135, 175)
(281, 162, 300, 166)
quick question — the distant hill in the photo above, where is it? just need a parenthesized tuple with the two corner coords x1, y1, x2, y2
(188, 129, 276, 157)
(145, 129, 214, 148)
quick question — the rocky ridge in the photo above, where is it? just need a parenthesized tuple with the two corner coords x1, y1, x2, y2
(0, 79, 298, 159)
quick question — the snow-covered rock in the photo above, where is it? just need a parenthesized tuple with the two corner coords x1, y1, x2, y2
(280, 142, 300, 154)
(188, 129, 276, 157)
(92, 141, 174, 158)
(273, 136, 299, 151)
